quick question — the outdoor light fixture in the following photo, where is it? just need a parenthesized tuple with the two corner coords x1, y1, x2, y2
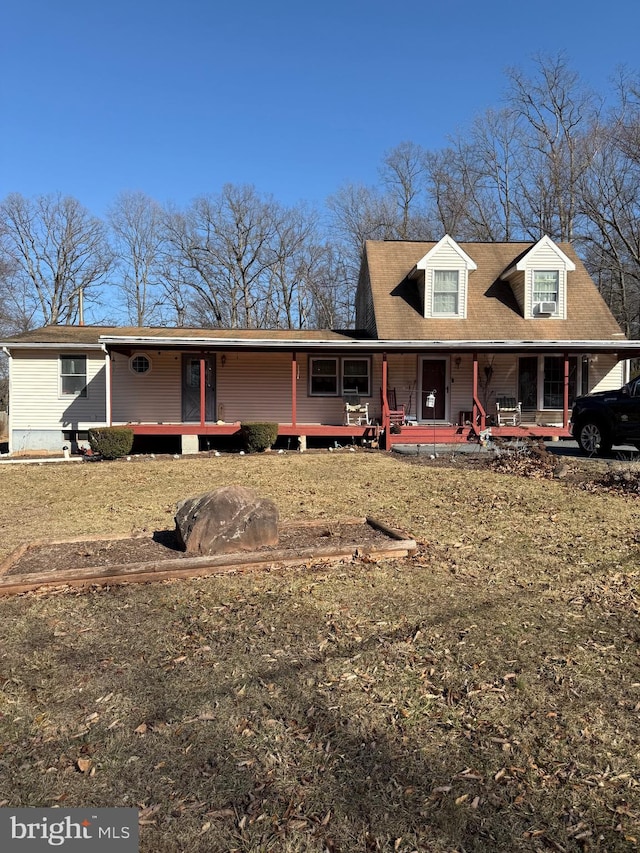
(455, 356, 462, 369)
(221, 354, 227, 367)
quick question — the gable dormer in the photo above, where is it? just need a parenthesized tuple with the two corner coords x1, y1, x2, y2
(410, 235, 477, 319)
(499, 235, 575, 320)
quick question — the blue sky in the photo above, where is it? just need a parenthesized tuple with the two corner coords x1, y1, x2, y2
(2, 0, 639, 217)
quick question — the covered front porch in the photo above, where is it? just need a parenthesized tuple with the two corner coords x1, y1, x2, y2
(105, 342, 588, 452)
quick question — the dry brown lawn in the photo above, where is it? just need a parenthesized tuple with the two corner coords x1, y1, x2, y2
(0, 450, 638, 852)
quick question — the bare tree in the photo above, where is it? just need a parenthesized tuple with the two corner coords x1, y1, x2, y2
(161, 205, 225, 326)
(0, 255, 35, 332)
(578, 73, 640, 337)
(305, 244, 355, 329)
(0, 193, 112, 326)
(326, 182, 405, 289)
(467, 108, 526, 240)
(424, 148, 472, 237)
(205, 184, 279, 327)
(163, 185, 323, 329)
(264, 204, 322, 328)
(108, 191, 165, 326)
(506, 53, 598, 241)
(379, 141, 430, 239)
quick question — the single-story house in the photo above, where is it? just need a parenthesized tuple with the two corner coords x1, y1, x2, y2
(2, 235, 639, 454)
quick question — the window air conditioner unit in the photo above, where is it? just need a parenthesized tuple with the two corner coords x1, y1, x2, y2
(538, 301, 557, 314)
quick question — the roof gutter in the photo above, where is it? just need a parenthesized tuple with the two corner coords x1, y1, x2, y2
(1, 336, 638, 355)
(98, 335, 640, 354)
(0, 342, 104, 350)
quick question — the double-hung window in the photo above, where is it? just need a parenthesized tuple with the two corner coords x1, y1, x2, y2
(60, 355, 87, 397)
(309, 357, 371, 396)
(433, 270, 459, 315)
(533, 271, 559, 304)
(310, 358, 339, 395)
(543, 356, 578, 409)
(342, 358, 370, 395)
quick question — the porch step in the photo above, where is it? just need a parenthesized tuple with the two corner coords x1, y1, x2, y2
(389, 426, 472, 446)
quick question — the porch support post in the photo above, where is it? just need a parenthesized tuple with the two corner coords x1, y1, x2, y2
(105, 349, 112, 427)
(381, 353, 390, 450)
(472, 352, 479, 430)
(563, 351, 570, 430)
(199, 355, 206, 428)
(291, 351, 297, 426)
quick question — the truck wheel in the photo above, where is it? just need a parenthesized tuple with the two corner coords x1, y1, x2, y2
(577, 421, 612, 456)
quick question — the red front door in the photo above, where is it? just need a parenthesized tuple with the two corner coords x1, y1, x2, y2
(421, 359, 447, 420)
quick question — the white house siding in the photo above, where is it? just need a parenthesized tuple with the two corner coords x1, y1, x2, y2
(591, 357, 624, 392)
(450, 356, 480, 422)
(111, 350, 181, 423)
(10, 348, 106, 452)
(217, 352, 296, 423)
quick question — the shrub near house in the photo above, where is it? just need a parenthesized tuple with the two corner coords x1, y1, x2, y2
(88, 427, 134, 459)
(240, 423, 278, 453)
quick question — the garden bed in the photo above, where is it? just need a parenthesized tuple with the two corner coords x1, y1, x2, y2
(0, 517, 417, 595)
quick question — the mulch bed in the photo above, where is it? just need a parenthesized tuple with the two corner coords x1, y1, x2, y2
(0, 518, 417, 595)
(6, 520, 392, 576)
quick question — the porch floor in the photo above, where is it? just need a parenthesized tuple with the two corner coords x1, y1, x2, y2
(388, 422, 571, 444)
(122, 421, 571, 446)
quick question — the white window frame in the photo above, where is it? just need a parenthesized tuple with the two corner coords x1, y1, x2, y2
(533, 270, 559, 314)
(60, 354, 88, 398)
(432, 270, 460, 316)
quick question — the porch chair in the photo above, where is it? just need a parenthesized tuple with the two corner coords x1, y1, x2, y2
(495, 396, 522, 426)
(381, 387, 406, 426)
(343, 391, 370, 426)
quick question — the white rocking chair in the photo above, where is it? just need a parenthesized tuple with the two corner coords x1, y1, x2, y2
(343, 391, 370, 426)
(496, 396, 522, 426)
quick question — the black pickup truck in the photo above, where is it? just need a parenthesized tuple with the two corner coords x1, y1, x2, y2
(571, 375, 640, 454)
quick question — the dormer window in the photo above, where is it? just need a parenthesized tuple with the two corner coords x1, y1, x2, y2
(499, 236, 574, 319)
(410, 235, 476, 319)
(433, 270, 460, 315)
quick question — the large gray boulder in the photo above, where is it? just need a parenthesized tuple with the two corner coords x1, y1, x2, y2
(175, 485, 279, 556)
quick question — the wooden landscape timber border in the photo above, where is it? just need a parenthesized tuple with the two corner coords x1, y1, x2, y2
(0, 517, 417, 596)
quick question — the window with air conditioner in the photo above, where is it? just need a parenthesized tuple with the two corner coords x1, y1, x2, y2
(533, 271, 559, 316)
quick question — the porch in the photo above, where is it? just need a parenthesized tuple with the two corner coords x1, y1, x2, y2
(110, 348, 579, 451)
